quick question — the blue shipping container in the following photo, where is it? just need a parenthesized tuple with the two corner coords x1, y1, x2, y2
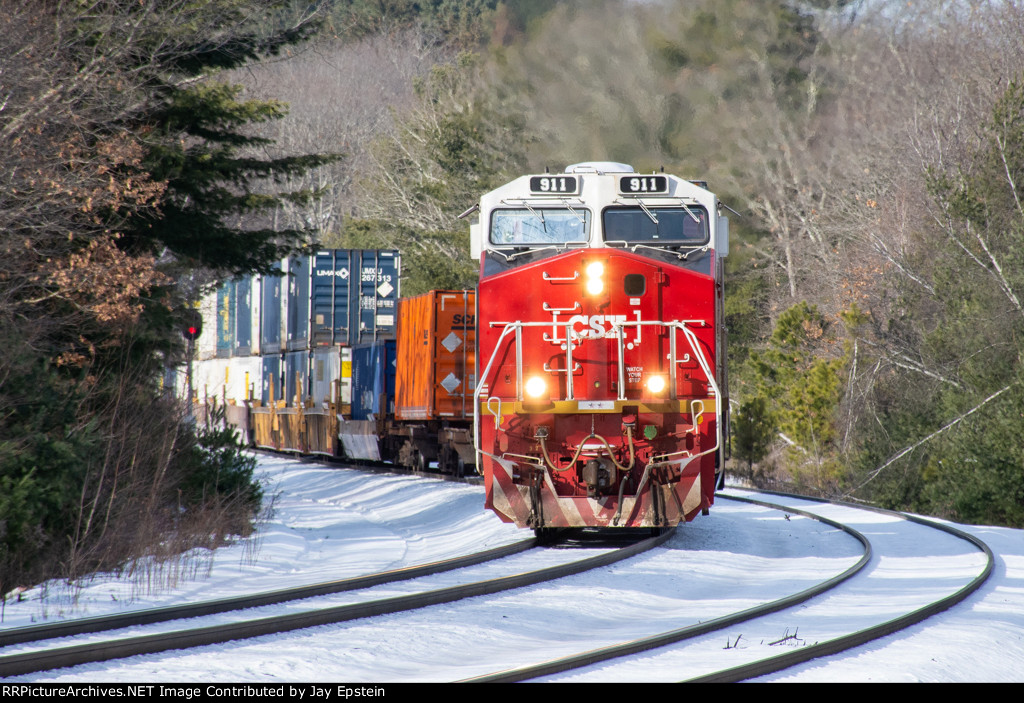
(260, 268, 283, 354)
(234, 276, 253, 356)
(303, 250, 400, 349)
(284, 350, 310, 404)
(350, 340, 397, 421)
(353, 250, 399, 345)
(261, 354, 281, 405)
(286, 255, 311, 351)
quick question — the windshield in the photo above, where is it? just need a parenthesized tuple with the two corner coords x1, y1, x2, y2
(490, 208, 589, 245)
(603, 207, 708, 245)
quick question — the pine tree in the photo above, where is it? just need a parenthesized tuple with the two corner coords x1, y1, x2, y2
(0, 0, 336, 596)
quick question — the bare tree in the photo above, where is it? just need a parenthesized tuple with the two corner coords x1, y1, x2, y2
(234, 28, 450, 240)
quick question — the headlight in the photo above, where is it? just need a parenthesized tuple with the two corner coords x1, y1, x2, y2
(585, 261, 604, 296)
(646, 375, 667, 394)
(525, 376, 547, 398)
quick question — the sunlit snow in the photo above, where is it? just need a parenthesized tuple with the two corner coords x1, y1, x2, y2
(2, 454, 1022, 682)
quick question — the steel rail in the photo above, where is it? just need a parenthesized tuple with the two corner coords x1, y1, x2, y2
(0, 539, 535, 649)
(685, 490, 994, 683)
(0, 531, 672, 677)
(465, 494, 871, 682)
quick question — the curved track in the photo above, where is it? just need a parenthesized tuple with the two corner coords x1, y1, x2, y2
(467, 493, 873, 681)
(1, 483, 994, 682)
(520, 489, 993, 683)
(0, 532, 668, 677)
(686, 489, 995, 683)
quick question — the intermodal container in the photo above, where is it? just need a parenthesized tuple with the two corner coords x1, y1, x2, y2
(261, 354, 281, 405)
(309, 250, 351, 347)
(234, 276, 254, 357)
(350, 250, 400, 346)
(274, 250, 401, 351)
(196, 294, 218, 361)
(350, 340, 397, 421)
(260, 267, 284, 354)
(284, 350, 310, 405)
(394, 290, 476, 421)
(309, 346, 341, 407)
(286, 255, 311, 351)
(216, 281, 235, 359)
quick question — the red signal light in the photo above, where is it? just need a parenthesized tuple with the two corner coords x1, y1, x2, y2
(182, 311, 202, 341)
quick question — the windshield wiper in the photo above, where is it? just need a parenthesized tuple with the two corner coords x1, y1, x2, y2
(561, 199, 587, 225)
(636, 200, 659, 225)
(679, 200, 701, 224)
(519, 201, 546, 232)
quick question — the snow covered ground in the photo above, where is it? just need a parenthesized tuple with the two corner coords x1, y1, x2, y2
(2, 454, 1023, 682)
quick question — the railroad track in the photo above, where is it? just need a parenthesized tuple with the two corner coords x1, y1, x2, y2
(466, 493, 873, 681)
(688, 489, 995, 683)
(0, 531, 669, 677)
(1, 485, 994, 682)
(483, 489, 993, 683)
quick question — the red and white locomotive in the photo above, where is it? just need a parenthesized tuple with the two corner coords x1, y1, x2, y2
(470, 163, 729, 530)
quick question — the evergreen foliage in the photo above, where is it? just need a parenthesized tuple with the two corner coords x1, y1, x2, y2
(742, 302, 847, 490)
(731, 396, 774, 473)
(135, 80, 337, 277)
(852, 76, 1024, 524)
(181, 404, 263, 533)
(0, 0, 330, 597)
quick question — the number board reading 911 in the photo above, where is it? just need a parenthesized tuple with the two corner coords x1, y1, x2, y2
(619, 175, 668, 194)
(530, 176, 578, 194)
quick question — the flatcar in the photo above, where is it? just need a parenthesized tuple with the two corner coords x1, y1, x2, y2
(469, 162, 729, 529)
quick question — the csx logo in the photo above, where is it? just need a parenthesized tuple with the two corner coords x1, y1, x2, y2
(566, 314, 627, 339)
(547, 311, 642, 345)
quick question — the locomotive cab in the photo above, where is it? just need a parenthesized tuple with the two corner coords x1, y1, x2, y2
(472, 163, 729, 529)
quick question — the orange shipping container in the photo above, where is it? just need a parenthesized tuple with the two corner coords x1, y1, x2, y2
(395, 290, 476, 421)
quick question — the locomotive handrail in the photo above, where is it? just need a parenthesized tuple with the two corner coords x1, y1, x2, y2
(475, 320, 576, 461)
(474, 321, 518, 464)
(542, 271, 579, 282)
(542, 301, 581, 313)
(475, 318, 722, 468)
(610, 318, 722, 465)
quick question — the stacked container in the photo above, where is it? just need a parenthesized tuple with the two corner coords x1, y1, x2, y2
(187, 250, 400, 451)
(395, 290, 476, 421)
